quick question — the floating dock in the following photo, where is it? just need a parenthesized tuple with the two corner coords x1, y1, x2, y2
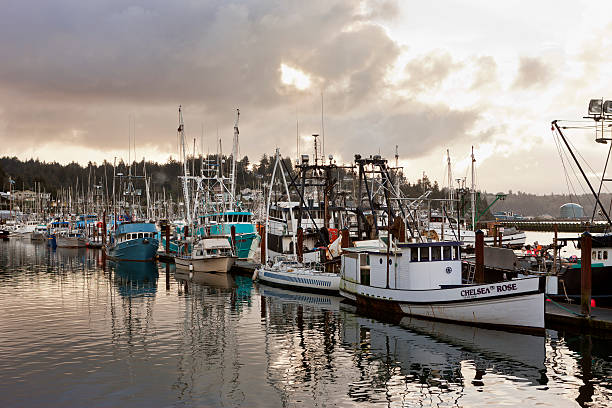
(545, 300, 612, 337)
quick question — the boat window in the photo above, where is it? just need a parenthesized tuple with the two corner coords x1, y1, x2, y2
(598, 251, 602, 260)
(592, 250, 597, 259)
(443, 246, 452, 260)
(420, 247, 429, 262)
(453, 246, 459, 260)
(605, 251, 608, 260)
(431, 246, 441, 261)
(138, 233, 143, 239)
(411, 248, 419, 262)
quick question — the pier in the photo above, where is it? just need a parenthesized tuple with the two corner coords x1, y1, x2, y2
(498, 220, 608, 233)
(545, 300, 612, 337)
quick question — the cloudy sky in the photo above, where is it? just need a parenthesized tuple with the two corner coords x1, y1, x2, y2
(2, 0, 612, 194)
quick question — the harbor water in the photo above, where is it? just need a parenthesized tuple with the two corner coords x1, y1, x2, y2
(1, 239, 611, 407)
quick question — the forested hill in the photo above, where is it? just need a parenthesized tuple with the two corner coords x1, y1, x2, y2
(0, 155, 450, 201)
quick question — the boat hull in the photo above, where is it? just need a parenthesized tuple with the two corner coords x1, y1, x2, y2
(556, 265, 612, 306)
(106, 238, 159, 262)
(56, 236, 88, 248)
(340, 277, 545, 332)
(175, 256, 236, 273)
(31, 232, 47, 241)
(257, 267, 340, 293)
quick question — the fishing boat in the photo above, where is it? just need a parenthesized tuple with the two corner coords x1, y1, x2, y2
(56, 230, 88, 248)
(174, 236, 236, 273)
(12, 220, 37, 238)
(203, 211, 260, 260)
(256, 257, 340, 292)
(30, 223, 48, 241)
(255, 149, 341, 293)
(105, 222, 159, 262)
(339, 239, 545, 332)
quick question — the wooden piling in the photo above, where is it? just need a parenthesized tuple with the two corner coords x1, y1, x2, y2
(475, 230, 485, 283)
(260, 225, 266, 265)
(297, 227, 303, 263)
(102, 211, 107, 245)
(231, 225, 237, 255)
(553, 224, 558, 274)
(581, 232, 592, 317)
(165, 224, 170, 254)
(341, 228, 350, 248)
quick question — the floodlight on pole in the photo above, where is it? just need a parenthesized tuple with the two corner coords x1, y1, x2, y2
(588, 98, 603, 116)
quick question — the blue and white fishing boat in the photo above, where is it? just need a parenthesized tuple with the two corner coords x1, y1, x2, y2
(202, 211, 260, 259)
(105, 222, 159, 262)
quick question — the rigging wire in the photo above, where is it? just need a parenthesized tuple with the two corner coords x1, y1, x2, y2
(564, 131, 612, 195)
(552, 129, 583, 207)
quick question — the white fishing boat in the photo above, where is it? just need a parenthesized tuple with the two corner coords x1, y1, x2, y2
(12, 220, 37, 238)
(256, 257, 340, 293)
(56, 230, 88, 248)
(175, 237, 236, 273)
(339, 239, 545, 332)
(255, 149, 341, 293)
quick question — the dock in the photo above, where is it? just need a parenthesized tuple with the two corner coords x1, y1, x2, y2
(545, 300, 612, 337)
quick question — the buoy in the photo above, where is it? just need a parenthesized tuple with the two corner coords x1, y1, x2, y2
(252, 269, 259, 280)
(546, 298, 552, 302)
(591, 299, 596, 307)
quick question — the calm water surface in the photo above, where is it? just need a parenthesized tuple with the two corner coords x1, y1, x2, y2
(0, 240, 611, 407)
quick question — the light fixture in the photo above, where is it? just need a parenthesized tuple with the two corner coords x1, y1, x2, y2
(588, 98, 603, 116)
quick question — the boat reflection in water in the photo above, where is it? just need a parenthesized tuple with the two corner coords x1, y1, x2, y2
(174, 269, 236, 290)
(260, 284, 547, 406)
(257, 282, 342, 311)
(109, 260, 159, 297)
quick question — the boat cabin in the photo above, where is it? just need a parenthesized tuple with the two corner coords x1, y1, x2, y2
(341, 241, 462, 290)
(192, 238, 234, 258)
(114, 223, 157, 244)
(585, 233, 612, 267)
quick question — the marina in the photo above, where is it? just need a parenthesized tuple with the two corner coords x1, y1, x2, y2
(3, 2, 612, 406)
(1, 238, 611, 407)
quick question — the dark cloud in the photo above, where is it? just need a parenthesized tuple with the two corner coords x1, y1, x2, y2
(322, 103, 480, 160)
(513, 56, 552, 89)
(0, 0, 478, 165)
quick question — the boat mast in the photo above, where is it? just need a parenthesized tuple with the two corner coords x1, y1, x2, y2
(230, 109, 240, 211)
(178, 106, 191, 224)
(447, 149, 454, 214)
(471, 146, 476, 230)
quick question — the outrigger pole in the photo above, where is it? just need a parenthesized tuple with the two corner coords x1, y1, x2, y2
(552, 120, 612, 226)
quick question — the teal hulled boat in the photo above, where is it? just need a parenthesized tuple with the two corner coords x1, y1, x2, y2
(106, 222, 159, 262)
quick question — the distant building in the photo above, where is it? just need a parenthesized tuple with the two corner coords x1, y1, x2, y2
(560, 203, 584, 219)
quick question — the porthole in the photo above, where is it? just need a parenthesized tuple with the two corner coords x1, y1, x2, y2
(379, 258, 383, 264)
